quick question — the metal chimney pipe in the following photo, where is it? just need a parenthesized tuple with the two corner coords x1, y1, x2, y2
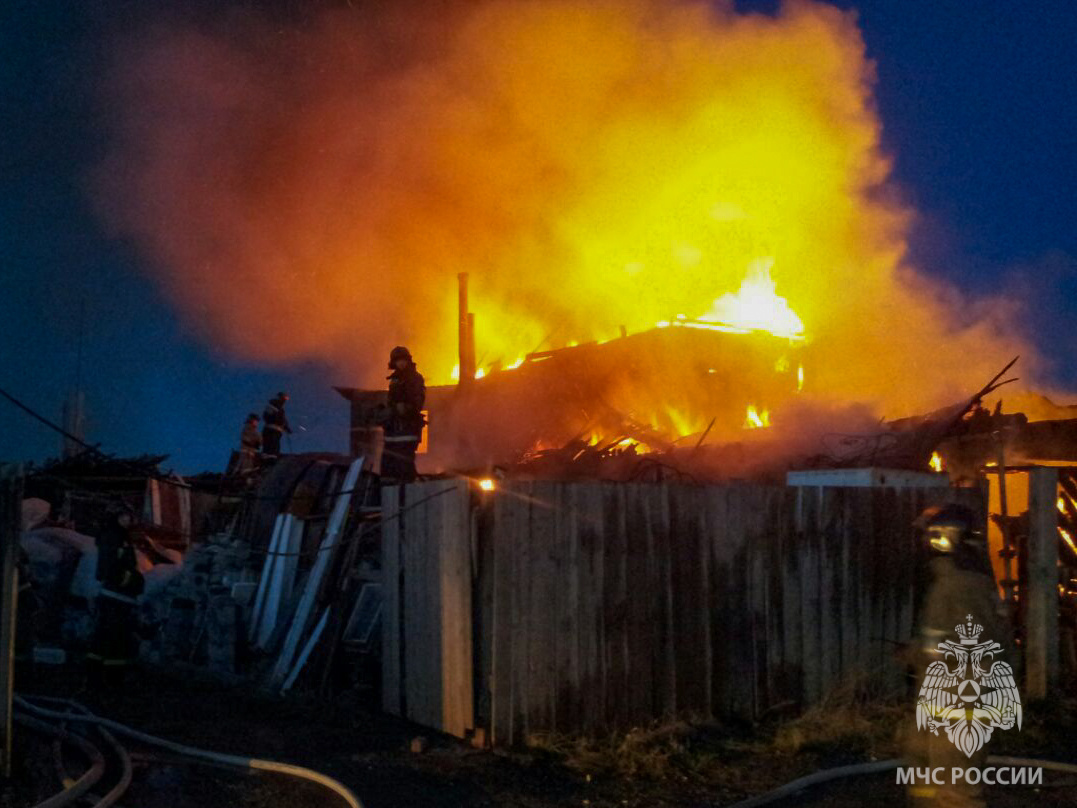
(458, 273, 476, 384)
(466, 313, 476, 381)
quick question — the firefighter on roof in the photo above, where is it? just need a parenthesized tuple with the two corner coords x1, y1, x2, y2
(262, 392, 292, 459)
(381, 346, 425, 482)
(236, 412, 261, 474)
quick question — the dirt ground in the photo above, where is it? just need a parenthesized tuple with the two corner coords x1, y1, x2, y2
(4, 664, 1076, 808)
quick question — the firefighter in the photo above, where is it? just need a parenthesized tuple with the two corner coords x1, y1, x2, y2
(88, 509, 145, 687)
(262, 392, 292, 460)
(237, 412, 262, 474)
(381, 346, 425, 482)
(904, 503, 1006, 808)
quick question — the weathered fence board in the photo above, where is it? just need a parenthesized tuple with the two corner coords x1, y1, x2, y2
(381, 480, 473, 738)
(488, 487, 514, 744)
(437, 480, 475, 737)
(623, 485, 655, 728)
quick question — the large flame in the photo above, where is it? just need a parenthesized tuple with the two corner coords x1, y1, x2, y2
(94, 0, 1034, 420)
(701, 258, 804, 337)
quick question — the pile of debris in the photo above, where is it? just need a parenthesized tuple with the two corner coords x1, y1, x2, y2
(18, 450, 386, 698)
(144, 455, 383, 693)
(500, 358, 1029, 484)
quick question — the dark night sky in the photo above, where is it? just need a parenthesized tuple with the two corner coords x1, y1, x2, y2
(2, 1, 1076, 472)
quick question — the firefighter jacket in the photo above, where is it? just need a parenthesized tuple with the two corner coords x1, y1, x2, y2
(263, 398, 292, 435)
(241, 422, 262, 453)
(919, 550, 1005, 651)
(385, 363, 426, 441)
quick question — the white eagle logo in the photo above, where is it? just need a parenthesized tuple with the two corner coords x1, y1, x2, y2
(916, 614, 1022, 758)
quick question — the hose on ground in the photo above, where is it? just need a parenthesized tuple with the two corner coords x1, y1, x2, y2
(90, 726, 133, 808)
(15, 713, 105, 808)
(987, 755, 1077, 775)
(15, 695, 362, 808)
(47, 697, 133, 808)
(724, 758, 901, 808)
(724, 755, 1077, 807)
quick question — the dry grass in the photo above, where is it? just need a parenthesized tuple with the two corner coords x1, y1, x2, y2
(527, 672, 906, 786)
(771, 673, 904, 759)
(528, 719, 761, 783)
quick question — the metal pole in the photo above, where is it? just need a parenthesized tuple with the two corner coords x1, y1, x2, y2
(466, 313, 476, 380)
(994, 432, 1015, 604)
(0, 464, 23, 778)
(1026, 466, 1060, 698)
(457, 273, 475, 385)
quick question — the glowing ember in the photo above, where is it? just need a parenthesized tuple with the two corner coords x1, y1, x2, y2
(478, 477, 496, 491)
(929, 452, 943, 472)
(1060, 527, 1077, 556)
(744, 404, 770, 429)
(700, 258, 804, 338)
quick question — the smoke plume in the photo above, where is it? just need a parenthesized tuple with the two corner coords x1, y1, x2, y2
(94, 0, 1034, 418)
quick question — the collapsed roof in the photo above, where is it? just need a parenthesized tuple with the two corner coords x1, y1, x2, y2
(338, 322, 805, 472)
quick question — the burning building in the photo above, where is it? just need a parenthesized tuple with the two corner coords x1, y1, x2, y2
(338, 267, 807, 473)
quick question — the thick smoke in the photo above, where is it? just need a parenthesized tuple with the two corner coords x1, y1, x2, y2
(94, 0, 1034, 418)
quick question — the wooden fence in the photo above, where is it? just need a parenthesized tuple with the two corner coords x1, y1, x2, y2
(382, 479, 981, 746)
(382, 479, 474, 738)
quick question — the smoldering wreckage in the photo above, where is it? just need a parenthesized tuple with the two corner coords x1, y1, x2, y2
(6, 274, 1077, 806)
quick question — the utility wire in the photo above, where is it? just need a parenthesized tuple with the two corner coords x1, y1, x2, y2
(0, 382, 389, 502)
(0, 385, 107, 461)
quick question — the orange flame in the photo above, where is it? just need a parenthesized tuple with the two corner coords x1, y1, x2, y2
(744, 404, 770, 430)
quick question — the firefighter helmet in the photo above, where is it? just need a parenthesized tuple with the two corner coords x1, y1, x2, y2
(388, 346, 413, 368)
(916, 503, 981, 556)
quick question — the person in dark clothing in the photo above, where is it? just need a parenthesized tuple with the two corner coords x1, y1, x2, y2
(88, 510, 145, 687)
(381, 346, 425, 482)
(262, 392, 292, 459)
(237, 412, 262, 474)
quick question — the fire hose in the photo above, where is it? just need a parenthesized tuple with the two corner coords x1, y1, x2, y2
(13, 713, 105, 808)
(41, 696, 132, 808)
(723, 755, 1077, 807)
(15, 694, 363, 808)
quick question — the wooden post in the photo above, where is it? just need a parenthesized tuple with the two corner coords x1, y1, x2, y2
(1026, 466, 1059, 699)
(0, 464, 23, 778)
(994, 435, 1016, 605)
